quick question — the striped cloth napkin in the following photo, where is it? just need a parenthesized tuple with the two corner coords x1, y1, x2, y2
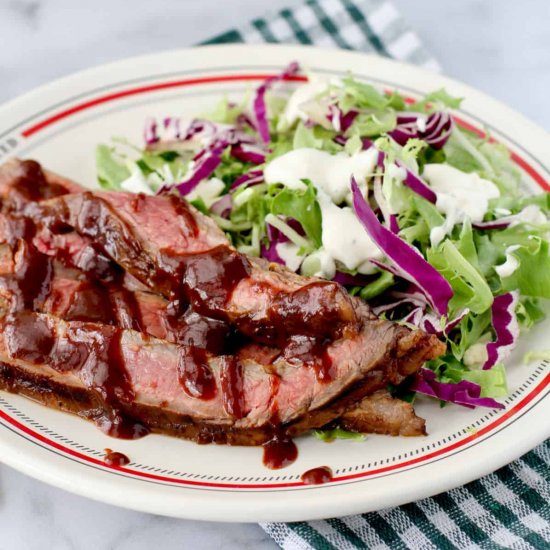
(204, 1, 550, 548)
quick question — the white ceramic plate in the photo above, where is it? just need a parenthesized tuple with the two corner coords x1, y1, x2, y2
(1, 44, 549, 523)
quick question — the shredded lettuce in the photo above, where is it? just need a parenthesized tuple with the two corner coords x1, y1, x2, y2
(311, 428, 366, 442)
(96, 144, 130, 189)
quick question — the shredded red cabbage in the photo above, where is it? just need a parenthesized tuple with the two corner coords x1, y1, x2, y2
(259, 222, 289, 265)
(254, 62, 300, 144)
(377, 150, 436, 203)
(483, 291, 520, 370)
(210, 194, 233, 218)
(412, 368, 505, 409)
(332, 271, 372, 286)
(231, 143, 267, 164)
(421, 308, 469, 337)
(231, 170, 264, 190)
(400, 162, 437, 203)
(472, 220, 511, 230)
(389, 112, 453, 150)
(327, 105, 358, 133)
(351, 178, 453, 316)
(174, 144, 224, 196)
(144, 117, 159, 145)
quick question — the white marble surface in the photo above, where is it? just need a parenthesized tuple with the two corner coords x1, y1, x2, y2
(1, 0, 549, 548)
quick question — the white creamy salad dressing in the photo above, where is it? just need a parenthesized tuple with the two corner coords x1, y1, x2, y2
(422, 164, 501, 248)
(264, 147, 384, 277)
(264, 147, 378, 204)
(280, 79, 329, 128)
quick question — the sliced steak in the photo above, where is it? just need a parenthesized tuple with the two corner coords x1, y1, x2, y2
(338, 390, 426, 436)
(31, 191, 358, 344)
(0, 310, 443, 444)
(0, 159, 82, 212)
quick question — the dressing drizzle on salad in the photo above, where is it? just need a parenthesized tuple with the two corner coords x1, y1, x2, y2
(95, 62, 550, 414)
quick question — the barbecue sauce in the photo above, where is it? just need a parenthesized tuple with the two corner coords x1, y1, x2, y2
(301, 466, 333, 485)
(262, 436, 298, 470)
(177, 345, 217, 400)
(283, 335, 334, 383)
(0, 168, 360, 455)
(104, 449, 130, 467)
(220, 356, 245, 419)
(4, 311, 148, 439)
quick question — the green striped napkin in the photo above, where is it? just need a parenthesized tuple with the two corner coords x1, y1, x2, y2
(204, 1, 550, 548)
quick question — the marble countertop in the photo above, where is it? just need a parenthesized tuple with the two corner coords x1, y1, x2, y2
(1, 0, 549, 548)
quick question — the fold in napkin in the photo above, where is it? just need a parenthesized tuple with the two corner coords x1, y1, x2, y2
(203, 1, 550, 548)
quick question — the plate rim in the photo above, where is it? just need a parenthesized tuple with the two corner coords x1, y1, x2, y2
(1, 43, 549, 522)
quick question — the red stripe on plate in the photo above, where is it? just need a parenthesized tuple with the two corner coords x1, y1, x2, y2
(20, 77, 550, 192)
(20, 74, 307, 138)
(1, 369, 549, 489)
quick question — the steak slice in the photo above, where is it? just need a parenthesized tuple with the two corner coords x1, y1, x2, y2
(338, 390, 426, 436)
(0, 309, 443, 445)
(0, 159, 82, 211)
(31, 191, 359, 344)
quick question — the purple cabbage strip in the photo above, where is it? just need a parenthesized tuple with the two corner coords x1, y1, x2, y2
(333, 135, 348, 146)
(327, 105, 358, 133)
(333, 271, 372, 286)
(402, 306, 425, 326)
(351, 177, 453, 316)
(389, 111, 454, 150)
(143, 117, 159, 145)
(378, 149, 436, 204)
(231, 143, 267, 165)
(483, 291, 520, 370)
(260, 221, 288, 265)
(260, 241, 285, 264)
(254, 61, 300, 143)
(412, 368, 505, 409)
(162, 117, 182, 140)
(400, 161, 437, 203)
(210, 194, 233, 218)
(235, 112, 257, 131)
(389, 215, 400, 234)
(472, 220, 511, 230)
(421, 308, 469, 337)
(231, 169, 264, 190)
(174, 144, 224, 196)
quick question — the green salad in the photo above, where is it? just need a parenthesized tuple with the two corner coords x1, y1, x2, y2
(95, 62, 550, 411)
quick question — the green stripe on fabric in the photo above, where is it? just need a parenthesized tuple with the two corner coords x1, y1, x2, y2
(200, 29, 244, 45)
(432, 491, 490, 546)
(340, 0, 389, 56)
(364, 512, 407, 549)
(288, 521, 338, 550)
(305, 0, 352, 50)
(496, 465, 549, 519)
(326, 517, 369, 548)
(280, 8, 314, 44)
(251, 18, 279, 42)
(522, 447, 550, 478)
(400, 501, 457, 549)
(475, 475, 546, 550)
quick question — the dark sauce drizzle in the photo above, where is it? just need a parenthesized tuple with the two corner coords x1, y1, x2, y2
(262, 436, 299, 470)
(1, 177, 355, 454)
(301, 466, 333, 485)
(104, 448, 130, 467)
